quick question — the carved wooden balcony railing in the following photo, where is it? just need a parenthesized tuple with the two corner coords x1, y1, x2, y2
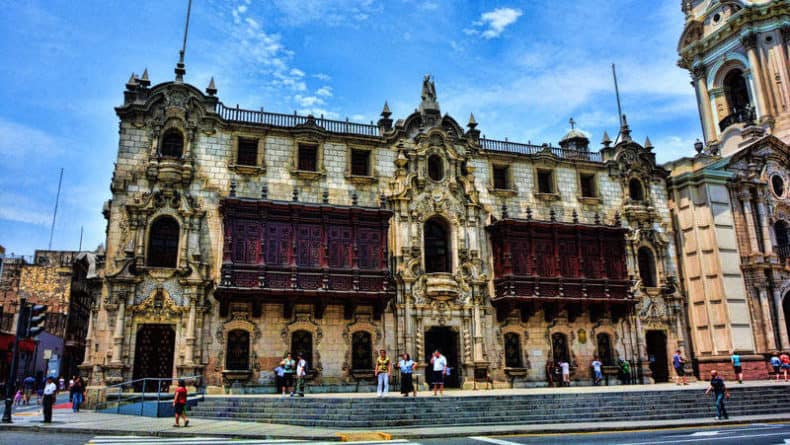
(718, 106, 756, 132)
(487, 218, 633, 321)
(216, 198, 394, 319)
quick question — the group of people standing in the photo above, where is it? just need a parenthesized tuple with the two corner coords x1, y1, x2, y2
(275, 352, 309, 397)
(373, 349, 448, 397)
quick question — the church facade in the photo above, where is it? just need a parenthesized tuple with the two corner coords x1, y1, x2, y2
(672, 0, 790, 379)
(79, 66, 690, 391)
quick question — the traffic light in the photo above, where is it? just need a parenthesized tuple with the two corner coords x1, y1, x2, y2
(26, 304, 47, 341)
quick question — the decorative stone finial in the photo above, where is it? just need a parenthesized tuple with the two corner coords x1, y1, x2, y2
(351, 191, 359, 206)
(594, 212, 601, 225)
(572, 209, 579, 224)
(381, 101, 391, 118)
(468, 113, 478, 129)
(549, 207, 557, 222)
(644, 136, 653, 150)
(614, 211, 622, 226)
(322, 189, 329, 204)
(206, 77, 217, 96)
(379, 193, 387, 209)
(378, 101, 393, 132)
(526, 206, 532, 220)
(501, 202, 509, 218)
(229, 180, 237, 197)
(125, 73, 137, 90)
(138, 68, 151, 88)
(292, 187, 299, 202)
(261, 184, 268, 199)
(601, 131, 612, 148)
(694, 139, 704, 154)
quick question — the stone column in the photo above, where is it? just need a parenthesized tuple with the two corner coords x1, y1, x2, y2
(739, 189, 760, 255)
(758, 287, 778, 351)
(82, 307, 96, 364)
(692, 65, 718, 142)
(755, 196, 774, 256)
(473, 299, 485, 362)
(772, 287, 790, 350)
(111, 300, 126, 364)
(184, 296, 197, 365)
(742, 33, 769, 118)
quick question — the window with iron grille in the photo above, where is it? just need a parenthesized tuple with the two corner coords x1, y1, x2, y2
(351, 149, 371, 176)
(493, 165, 509, 189)
(537, 170, 554, 194)
(298, 144, 318, 171)
(237, 138, 258, 166)
(580, 173, 596, 197)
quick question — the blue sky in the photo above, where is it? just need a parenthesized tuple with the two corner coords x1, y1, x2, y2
(0, 0, 700, 256)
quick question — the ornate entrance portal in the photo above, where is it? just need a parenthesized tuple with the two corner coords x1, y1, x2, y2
(424, 327, 460, 387)
(646, 330, 669, 383)
(132, 324, 175, 391)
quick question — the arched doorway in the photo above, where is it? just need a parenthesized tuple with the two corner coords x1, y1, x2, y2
(132, 324, 175, 391)
(291, 330, 313, 368)
(424, 327, 459, 387)
(723, 69, 750, 114)
(645, 331, 669, 383)
(226, 329, 250, 371)
(424, 217, 451, 273)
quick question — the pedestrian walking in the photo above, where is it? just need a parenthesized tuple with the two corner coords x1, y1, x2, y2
(14, 388, 23, 406)
(42, 376, 57, 423)
(620, 359, 631, 385)
(22, 375, 35, 405)
(274, 364, 285, 395)
(730, 352, 743, 383)
(560, 359, 571, 386)
(58, 376, 65, 392)
(68, 376, 75, 402)
(770, 352, 782, 382)
(591, 356, 603, 386)
(172, 379, 189, 427)
(673, 350, 688, 385)
(429, 349, 447, 396)
(704, 370, 730, 420)
(781, 351, 790, 382)
(280, 353, 295, 396)
(398, 353, 417, 397)
(71, 375, 85, 412)
(375, 349, 392, 398)
(294, 352, 308, 397)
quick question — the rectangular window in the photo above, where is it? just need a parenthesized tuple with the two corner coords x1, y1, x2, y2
(537, 170, 554, 194)
(493, 165, 509, 190)
(298, 144, 318, 171)
(236, 138, 258, 166)
(351, 149, 371, 176)
(580, 173, 596, 197)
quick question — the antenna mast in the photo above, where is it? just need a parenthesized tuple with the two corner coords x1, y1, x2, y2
(175, 0, 193, 82)
(48, 168, 64, 251)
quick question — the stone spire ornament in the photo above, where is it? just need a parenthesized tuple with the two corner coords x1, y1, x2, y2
(377, 101, 393, 132)
(138, 68, 151, 88)
(125, 73, 137, 90)
(206, 77, 217, 96)
(601, 131, 612, 148)
(644, 136, 653, 150)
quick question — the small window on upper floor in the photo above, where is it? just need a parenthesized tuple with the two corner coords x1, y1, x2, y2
(428, 154, 444, 181)
(351, 149, 371, 176)
(493, 165, 509, 190)
(160, 129, 184, 158)
(236, 137, 259, 166)
(298, 143, 318, 171)
(580, 173, 597, 198)
(537, 169, 554, 194)
(629, 178, 645, 202)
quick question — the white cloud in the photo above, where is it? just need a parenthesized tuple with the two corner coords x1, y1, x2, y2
(294, 95, 325, 107)
(313, 73, 332, 81)
(289, 68, 305, 77)
(467, 7, 523, 39)
(315, 86, 333, 97)
(419, 1, 439, 11)
(0, 191, 52, 226)
(244, 17, 260, 30)
(270, 0, 381, 26)
(0, 118, 60, 158)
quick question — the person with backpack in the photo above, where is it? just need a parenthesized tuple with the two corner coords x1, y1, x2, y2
(770, 352, 782, 382)
(294, 352, 308, 397)
(704, 370, 730, 420)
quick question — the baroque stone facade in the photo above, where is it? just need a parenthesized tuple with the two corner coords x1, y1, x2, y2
(80, 66, 690, 392)
(672, 0, 790, 379)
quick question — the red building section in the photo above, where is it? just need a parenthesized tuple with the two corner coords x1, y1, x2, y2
(216, 198, 394, 319)
(487, 218, 633, 322)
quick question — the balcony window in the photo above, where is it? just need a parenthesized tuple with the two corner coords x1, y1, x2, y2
(637, 246, 657, 287)
(580, 173, 597, 198)
(160, 129, 184, 158)
(537, 170, 554, 194)
(424, 217, 451, 273)
(428, 155, 444, 181)
(629, 178, 645, 202)
(298, 144, 318, 171)
(147, 216, 179, 268)
(504, 333, 523, 367)
(719, 69, 754, 131)
(236, 137, 258, 166)
(351, 149, 371, 176)
(493, 165, 509, 190)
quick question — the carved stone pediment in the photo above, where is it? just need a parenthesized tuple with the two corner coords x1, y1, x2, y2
(424, 273, 459, 300)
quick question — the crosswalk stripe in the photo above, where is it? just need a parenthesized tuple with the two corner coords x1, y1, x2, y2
(469, 436, 523, 445)
(88, 437, 415, 445)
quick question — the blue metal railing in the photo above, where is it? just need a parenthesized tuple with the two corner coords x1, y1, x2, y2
(99, 375, 204, 417)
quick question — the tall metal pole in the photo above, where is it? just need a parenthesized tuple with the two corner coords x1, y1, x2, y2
(612, 64, 624, 127)
(78, 226, 84, 252)
(48, 168, 64, 251)
(2, 298, 26, 423)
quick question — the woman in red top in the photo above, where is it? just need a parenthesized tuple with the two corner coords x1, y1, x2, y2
(172, 379, 189, 427)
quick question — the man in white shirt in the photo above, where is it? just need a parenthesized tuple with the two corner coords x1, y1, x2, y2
(430, 349, 447, 396)
(591, 357, 603, 386)
(294, 352, 308, 397)
(560, 360, 571, 387)
(42, 376, 57, 423)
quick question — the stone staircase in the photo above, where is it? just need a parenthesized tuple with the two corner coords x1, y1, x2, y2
(188, 385, 790, 428)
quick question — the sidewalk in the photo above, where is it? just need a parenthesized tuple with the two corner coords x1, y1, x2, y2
(1, 381, 789, 441)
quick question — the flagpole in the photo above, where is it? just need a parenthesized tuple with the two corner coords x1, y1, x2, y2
(48, 168, 64, 251)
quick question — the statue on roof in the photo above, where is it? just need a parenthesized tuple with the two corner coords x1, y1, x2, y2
(422, 75, 437, 103)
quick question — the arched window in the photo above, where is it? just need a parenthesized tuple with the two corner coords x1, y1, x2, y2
(226, 329, 250, 370)
(351, 331, 373, 371)
(424, 217, 451, 273)
(160, 129, 184, 158)
(597, 333, 614, 365)
(629, 178, 645, 202)
(637, 247, 657, 287)
(551, 332, 569, 364)
(147, 216, 179, 268)
(723, 69, 751, 114)
(428, 155, 444, 181)
(504, 333, 523, 368)
(291, 330, 313, 368)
